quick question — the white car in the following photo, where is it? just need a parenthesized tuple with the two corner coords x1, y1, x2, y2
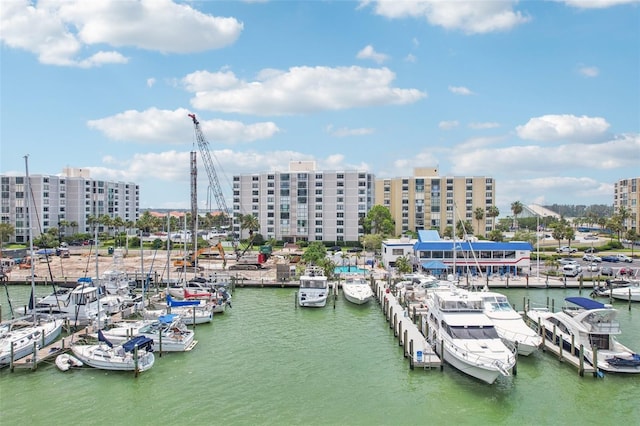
(583, 254, 602, 262)
(586, 263, 600, 272)
(615, 254, 633, 263)
(558, 258, 578, 266)
(556, 246, 577, 253)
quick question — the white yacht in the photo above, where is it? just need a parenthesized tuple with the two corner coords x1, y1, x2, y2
(342, 277, 374, 305)
(526, 297, 640, 374)
(24, 283, 108, 327)
(479, 291, 542, 356)
(298, 265, 329, 308)
(0, 317, 64, 367)
(423, 287, 517, 384)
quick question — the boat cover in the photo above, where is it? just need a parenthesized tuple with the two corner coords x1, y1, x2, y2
(166, 294, 200, 307)
(565, 297, 606, 310)
(158, 313, 179, 324)
(98, 329, 114, 348)
(122, 335, 154, 353)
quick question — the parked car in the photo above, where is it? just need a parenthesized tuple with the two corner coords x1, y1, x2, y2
(584, 247, 600, 253)
(562, 264, 583, 277)
(586, 263, 600, 272)
(556, 246, 577, 253)
(347, 247, 363, 253)
(582, 254, 601, 262)
(601, 255, 620, 263)
(558, 258, 578, 266)
(615, 254, 633, 263)
(600, 266, 614, 276)
(328, 246, 342, 253)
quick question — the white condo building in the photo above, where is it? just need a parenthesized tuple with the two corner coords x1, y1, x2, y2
(1, 168, 139, 243)
(232, 161, 374, 243)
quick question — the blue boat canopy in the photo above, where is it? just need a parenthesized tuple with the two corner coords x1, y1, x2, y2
(122, 335, 154, 353)
(158, 313, 179, 324)
(421, 260, 449, 270)
(565, 297, 606, 310)
(166, 294, 201, 307)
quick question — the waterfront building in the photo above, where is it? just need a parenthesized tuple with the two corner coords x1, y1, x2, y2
(382, 230, 532, 277)
(614, 177, 639, 232)
(232, 161, 374, 244)
(374, 167, 496, 238)
(1, 168, 139, 243)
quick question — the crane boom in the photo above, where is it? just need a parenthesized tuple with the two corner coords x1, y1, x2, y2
(188, 113, 232, 228)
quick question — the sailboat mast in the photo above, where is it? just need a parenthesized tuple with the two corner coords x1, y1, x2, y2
(24, 155, 36, 324)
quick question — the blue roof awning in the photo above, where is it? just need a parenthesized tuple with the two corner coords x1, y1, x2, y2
(565, 297, 606, 310)
(421, 260, 449, 270)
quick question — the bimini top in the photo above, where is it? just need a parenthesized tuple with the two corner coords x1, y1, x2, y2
(565, 297, 606, 310)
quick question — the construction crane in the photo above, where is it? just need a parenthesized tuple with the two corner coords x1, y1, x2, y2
(188, 113, 233, 233)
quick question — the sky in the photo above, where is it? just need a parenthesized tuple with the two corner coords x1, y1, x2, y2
(1, 0, 639, 218)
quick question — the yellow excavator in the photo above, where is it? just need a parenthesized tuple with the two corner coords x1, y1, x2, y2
(173, 242, 227, 269)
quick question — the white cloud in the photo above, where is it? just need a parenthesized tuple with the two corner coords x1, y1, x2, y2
(559, 0, 640, 9)
(87, 107, 280, 144)
(184, 66, 427, 115)
(449, 85, 474, 95)
(516, 114, 610, 142)
(469, 122, 500, 129)
(365, 0, 531, 34)
(147, 78, 156, 88)
(356, 45, 390, 64)
(326, 125, 375, 137)
(438, 120, 459, 130)
(404, 53, 417, 63)
(0, 0, 242, 67)
(578, 65, 599, 77)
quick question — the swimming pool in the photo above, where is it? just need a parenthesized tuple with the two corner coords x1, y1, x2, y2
(334, 266, 367, 274)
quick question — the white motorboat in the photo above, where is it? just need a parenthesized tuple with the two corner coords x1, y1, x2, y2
(0, 318, 64, 367)
(342, 277, 374, 305)
(55, 353, 84, 371)
(25, 282, 108, 327)
(526, 297, 640, 374)
(298, 265, 329, 308)
(71, 333, 155, 372)
(610, 281, 640, 302)
(422, 287, 517, 384)
(479, 291, 542, 356)
(97, 314, 198, 352)
(183, 287, 231, 314)
(144, 294, 214, 325)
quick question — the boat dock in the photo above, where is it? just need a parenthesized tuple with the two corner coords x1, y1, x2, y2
(523, 311, 597, 377)
(373, 281, 441, 370)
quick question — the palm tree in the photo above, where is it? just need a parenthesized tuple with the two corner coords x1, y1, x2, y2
(473, 207, 485, 236)
(510, 201, 523, 230)
(486, 205, 500, 231)
(618, 206, 629, 231)
(0, 223, 15, 257)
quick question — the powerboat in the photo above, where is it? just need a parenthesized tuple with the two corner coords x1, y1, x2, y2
(71, 332, 155, 372)
(0, 317, 64, 367)
(144, 294, 214, 325)
(479, 291, 542, 356)
(298, 265, 329, 308)
(610, 281, 640, 302)
(422, 287, 517, 384)
(342, 277, 374, 305)
(24, 282, 108, 327)
(96, 314, 198, 352)
(526, 297, 640, 374)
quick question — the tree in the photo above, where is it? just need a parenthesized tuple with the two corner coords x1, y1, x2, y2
(473, 207, 485, 236)
(361, 233, 383, 254)
(487, 229, 504, 242)
(0, 223, 15, 254)
(362, 205, 395, 236)
(485, 205, 500, 231)
(625, 229, 638, 257)
(618, 206, 629, 231)
(394, 256, 413, 275)
(455, 220, 473, 239)
(510, 201, 523, 230)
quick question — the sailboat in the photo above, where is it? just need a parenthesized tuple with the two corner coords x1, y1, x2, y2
(0, 156, 63, 368)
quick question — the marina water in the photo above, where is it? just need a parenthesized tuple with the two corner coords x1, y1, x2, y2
(1, 285, 639, 425)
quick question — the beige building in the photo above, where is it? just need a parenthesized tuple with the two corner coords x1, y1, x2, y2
(614, 177, 639, 232)
(375, 167, 496, 237)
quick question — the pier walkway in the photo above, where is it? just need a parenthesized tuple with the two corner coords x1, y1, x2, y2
(373, 281, 441, 370)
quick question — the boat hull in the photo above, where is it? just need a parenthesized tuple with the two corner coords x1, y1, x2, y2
(55, 353, 84, 371)
(71, 344, 155, 372)
(0, 319, 64, 367)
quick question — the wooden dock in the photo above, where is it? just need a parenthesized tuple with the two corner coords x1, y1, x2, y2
(373, 281, 441, 370)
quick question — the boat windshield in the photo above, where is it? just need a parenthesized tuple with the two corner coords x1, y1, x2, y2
(447, 325, 500, 339)
(300, 280, 327, 289)
(482, 296, 512, 312)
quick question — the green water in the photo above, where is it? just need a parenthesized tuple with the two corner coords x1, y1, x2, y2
(1, 285, 639, 425)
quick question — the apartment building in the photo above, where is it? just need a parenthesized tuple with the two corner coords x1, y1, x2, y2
(614, 177, 639, 232)
(375, 167, 496, 237)
(0, 168, 139, 243)
(232, 161, 374, 244)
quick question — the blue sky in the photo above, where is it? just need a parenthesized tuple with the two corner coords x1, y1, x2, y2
(1, 0, 639, 217)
